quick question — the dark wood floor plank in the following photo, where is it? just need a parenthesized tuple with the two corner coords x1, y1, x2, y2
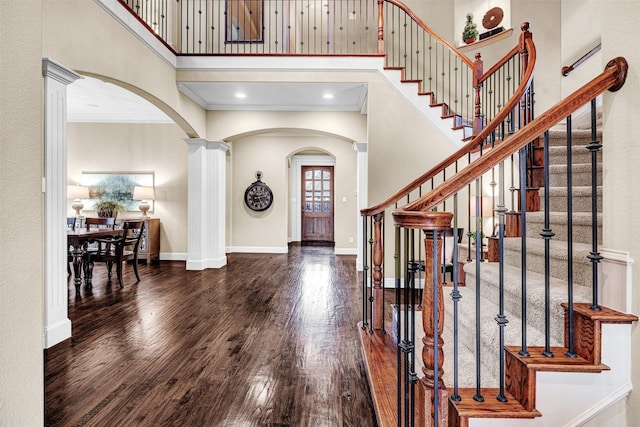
(46, 246, 376, 426)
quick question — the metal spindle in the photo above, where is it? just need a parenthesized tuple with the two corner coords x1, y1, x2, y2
(432, 230, 441, 426)
(541, 130, 555, 357)
(473, 179, 484, 402)
(518, 145, 530, 357)
(362, 215, 369, 328)
(495, 160, 508, 402)
(587, 98, 603, 311)
(450, 227, 462, 402)
(565, 115, 577, 358)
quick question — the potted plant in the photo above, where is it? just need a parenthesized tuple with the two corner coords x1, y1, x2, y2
(462, 13, 478, 44)
(94, 199, 124, 218)
(470, 230, 486, 245)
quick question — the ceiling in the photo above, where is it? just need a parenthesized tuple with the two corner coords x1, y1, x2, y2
(67, 76, 368, 123)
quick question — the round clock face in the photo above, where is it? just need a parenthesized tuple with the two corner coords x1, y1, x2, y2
(244, 181, 273, 211)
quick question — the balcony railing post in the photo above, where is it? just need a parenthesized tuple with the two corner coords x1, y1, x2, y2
(473, 53, 484, 135)
(377, 0, 384, 54)
(373, 212, 384, 331)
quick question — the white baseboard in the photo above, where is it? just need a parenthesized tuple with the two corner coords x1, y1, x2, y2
(186, 256, 227, 270)
(334, 248, 357, 256)
(159, 252, 187, 261)
(43, 318, 72, 349)
(226, 246, 289, 254)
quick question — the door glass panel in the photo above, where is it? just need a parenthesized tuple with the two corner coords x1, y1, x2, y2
(314, 202, 321, 212)
(305, 170, 312, 179)
(323, 180, 330, 190)
(305, 202, 312, 211)
(314, 181, 322, 190)
(323, 170, 330, 179)
(323, 202, 330, 212)
(314, 192, 322, 201)
(305, 192, 313, 201)
(323, 191, 330, 201)
(314, 170, 322, 179)
(305, 181, 313, 191)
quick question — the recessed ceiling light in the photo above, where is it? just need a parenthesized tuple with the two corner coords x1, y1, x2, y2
(235, 93, 247, 99)
(323, 93, 334, 99)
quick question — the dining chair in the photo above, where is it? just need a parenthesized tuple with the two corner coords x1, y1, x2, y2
(441, 227, 464, 284)
(87, 220, 145, 288)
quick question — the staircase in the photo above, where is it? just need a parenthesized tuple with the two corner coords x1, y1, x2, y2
(444, 125, 638, 425)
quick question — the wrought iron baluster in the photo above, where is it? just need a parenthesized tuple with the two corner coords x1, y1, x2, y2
(473, 179, 484, 402)
(450, 227, 462, 402)
(495, 160, 508, 402)
(518, 145, 530, 357)
(587, 98, 603, 311)
(565, 116, 577, 358)
(541, 130, 555, 358)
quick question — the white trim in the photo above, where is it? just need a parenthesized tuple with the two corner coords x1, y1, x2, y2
(334, 248, 358, 256)
(159, 252, 188, 261)
(353, 142, 368, 271)
(564, 382, 633, 427)
(289, 155, 336, 243)
(43, 319, 72, 349)
(42, 58, 81, 349)
(227, 246, 289, 254)
(186, 256, 227, 270)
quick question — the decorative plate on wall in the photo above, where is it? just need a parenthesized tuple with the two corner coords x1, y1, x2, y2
(482, 7, 504, 30)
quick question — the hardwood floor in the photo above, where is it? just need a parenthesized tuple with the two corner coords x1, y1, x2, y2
(45, 246, 377, 426)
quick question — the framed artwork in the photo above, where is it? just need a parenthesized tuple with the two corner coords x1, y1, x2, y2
(225, 0, 263, 43)
(81, 172, 154, 212)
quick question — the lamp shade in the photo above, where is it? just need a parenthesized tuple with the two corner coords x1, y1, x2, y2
(133, 186, 155, 201)
(470, 196, 494, 217)
(67, 184, 89, 200)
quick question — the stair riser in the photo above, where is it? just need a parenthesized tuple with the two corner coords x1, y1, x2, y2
(541, 192, 602, 213)
(502, 246, 595, 288)
(547, 130, 600, 147)
(548, 147, 596, 165)
(524, 216, 602, 245)
(549, 164, 602, 187)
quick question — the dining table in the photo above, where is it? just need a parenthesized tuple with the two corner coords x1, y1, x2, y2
(67, 227, 124, 292)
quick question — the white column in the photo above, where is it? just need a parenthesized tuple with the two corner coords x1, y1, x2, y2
(185, 139, 229, 270)
(42, 58, 81, 348)
(353, 142, 368, 271)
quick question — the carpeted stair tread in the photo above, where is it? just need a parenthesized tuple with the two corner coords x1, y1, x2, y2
(549, 163, 602, 187)
(502, 238, 596, 288)
(540, 186, 602, 213)
(547, 145, 598, 165)
(546, 129, 601, 147)
(525, 211, 602, 244)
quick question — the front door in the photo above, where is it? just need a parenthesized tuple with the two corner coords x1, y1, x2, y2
(301, 166, 334, 243)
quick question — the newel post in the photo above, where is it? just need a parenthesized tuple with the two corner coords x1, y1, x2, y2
(519, 22, 533, 126)
(473, 52, 484, 135)
(372, 212, 384, 330)
(377, 0, 385, 54)
(393, 210, 453, 427)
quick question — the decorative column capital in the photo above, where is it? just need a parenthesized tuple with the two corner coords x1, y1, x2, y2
(42, 58, 82, 85)
(184, 138, 230, 152)
(352, 142, 368, 153)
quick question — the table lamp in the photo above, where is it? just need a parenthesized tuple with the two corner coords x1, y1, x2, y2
(67, 184, 89, 217)
(133, 185, 155, 217)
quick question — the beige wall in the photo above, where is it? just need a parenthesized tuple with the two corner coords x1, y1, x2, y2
(67, 123, 189, 256)
(600, 3, 640, 426)
(43, 0, 206, 138)
(0, 1, 45, 425)
(229, 133, 357, 251)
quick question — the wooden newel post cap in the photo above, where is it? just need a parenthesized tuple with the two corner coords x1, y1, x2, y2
(391, 210, 453, 230)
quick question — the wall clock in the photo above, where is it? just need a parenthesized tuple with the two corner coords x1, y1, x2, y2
(244, 171, 273, 212)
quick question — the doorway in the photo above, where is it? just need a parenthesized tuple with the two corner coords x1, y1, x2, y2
(301, 165, 334, 244)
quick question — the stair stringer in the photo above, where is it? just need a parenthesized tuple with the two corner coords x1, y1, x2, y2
(377, 66, 468, 147)
(467, 322, 634, 427)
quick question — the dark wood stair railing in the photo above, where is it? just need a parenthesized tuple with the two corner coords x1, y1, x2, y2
(361, 57, 632, 426)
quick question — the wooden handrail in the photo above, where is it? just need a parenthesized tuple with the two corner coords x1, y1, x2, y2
(361, 26, 536, 217)
(400, 57, 627, 214)
(562, 43, 602, 76)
